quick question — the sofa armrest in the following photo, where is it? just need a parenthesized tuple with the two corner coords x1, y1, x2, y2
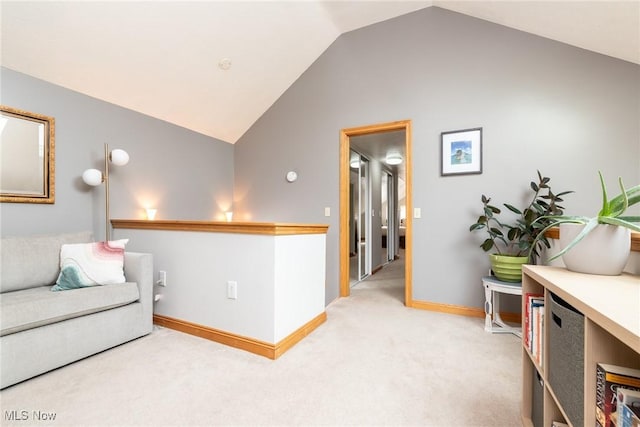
(124, 252, 153, 333)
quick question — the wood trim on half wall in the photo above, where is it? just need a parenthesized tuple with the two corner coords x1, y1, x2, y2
(112, 220, 328, 236)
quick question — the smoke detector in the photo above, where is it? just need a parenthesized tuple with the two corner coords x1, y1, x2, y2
(218, 58, 232, 71)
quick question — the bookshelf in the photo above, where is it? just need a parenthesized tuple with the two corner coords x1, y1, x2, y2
(521, 265, 640, 427)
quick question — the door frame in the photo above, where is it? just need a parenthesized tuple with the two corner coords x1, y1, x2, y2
(339, 119, 413, 306)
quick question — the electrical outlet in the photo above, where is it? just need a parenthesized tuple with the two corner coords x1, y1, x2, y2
(158, 271, 167, 287)
(227, 281, 237, 300)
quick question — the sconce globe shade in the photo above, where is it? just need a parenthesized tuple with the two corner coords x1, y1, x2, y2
(82, 169, 103, 186)
(385, 154, 403, 165)
(350, 159, 360, 169)
(110, 149, 130, 166)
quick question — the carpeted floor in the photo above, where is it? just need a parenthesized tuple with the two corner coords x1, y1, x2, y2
(0, 256, 522, 426)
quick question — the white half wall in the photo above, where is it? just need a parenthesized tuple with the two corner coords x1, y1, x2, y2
(115, 227, 326, 344)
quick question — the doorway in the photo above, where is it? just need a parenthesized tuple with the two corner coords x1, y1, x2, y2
(339, 120, 413, 306)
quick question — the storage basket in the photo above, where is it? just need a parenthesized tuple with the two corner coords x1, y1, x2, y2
(532, 366, 544, 427)
(548, 292, 585, 427)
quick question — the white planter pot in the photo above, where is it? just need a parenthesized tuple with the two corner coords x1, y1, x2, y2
(560, 223, 631, 275)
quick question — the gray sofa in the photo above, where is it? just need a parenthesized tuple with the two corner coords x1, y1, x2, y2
(0, 231, 153, 389)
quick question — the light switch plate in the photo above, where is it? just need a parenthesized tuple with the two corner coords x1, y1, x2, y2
(227, 281, 237, 299)
(158, 271, 167, 287)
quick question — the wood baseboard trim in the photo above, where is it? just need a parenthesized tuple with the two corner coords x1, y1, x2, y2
(274, 312, 327, 358)
(410, 300, 484, 318)
(153, 314, 275, 358)
(153, 312, 327, 359)
(499, 312, 521, 324)
(410, 300, 520, 324)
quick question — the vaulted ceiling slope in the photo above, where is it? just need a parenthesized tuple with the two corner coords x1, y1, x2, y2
(2, 1, 638, 144)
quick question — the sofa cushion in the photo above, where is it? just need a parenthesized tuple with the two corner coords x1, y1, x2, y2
(52, 239, 128, 291)
(0, 282, 140, 336)
(0, 231, 93, 293)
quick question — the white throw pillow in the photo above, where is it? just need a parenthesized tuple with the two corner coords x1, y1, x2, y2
(52, 239, 128, 291)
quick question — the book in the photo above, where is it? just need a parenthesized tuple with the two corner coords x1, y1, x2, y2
(620, 408, 640, 426)
(619, 403, 640, 427)
(524, 293, 542, 348)
(596, 363, 640, 427)
(537, 308, 544, 368)
(528, 296, 544, 364)
(532, 304, 542, 364)
(618, 388, 640, 427)
(524, 292, 543, 353)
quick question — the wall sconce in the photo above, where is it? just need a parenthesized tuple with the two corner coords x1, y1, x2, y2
(145, 208, 157, 220)
(82, 143, 130, 241)
(225, 211, 233, 222)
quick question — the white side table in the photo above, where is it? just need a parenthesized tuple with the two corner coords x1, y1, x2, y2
(482, 275, 522, 338)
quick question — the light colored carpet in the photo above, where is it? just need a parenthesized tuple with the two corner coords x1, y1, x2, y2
(0, 257, 522, 426)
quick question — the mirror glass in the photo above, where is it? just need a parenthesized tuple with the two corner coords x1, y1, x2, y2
(358, 155, 369, 281)
(0, 105, 55, 203)
(382, 171, 395, 263)
(349, 149, 370, 285)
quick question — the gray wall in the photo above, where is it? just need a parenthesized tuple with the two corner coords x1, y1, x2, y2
(1, 68, 234, 240)
(234, 7, 640, 307)
(2, 6, 638, 312)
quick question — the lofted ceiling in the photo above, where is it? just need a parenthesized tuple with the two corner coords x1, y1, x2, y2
(2, 1, 639, 145)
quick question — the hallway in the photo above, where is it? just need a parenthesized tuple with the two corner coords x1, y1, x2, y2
(352, 250, 405, 305)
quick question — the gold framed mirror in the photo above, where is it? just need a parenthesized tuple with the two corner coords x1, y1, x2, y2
(0, 105, 55, 203)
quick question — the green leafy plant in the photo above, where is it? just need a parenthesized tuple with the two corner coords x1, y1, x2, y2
(529, 172, 640, 261)
(469, 171, 573, 261)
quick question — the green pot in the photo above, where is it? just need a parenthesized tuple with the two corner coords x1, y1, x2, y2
(490, 254, 528, 282)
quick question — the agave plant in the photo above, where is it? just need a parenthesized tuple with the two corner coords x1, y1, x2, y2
(469, 171, 573, 261)
(530, 171, 640, 261)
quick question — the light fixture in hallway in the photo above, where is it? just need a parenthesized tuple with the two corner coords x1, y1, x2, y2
(385, 153, 403, 165)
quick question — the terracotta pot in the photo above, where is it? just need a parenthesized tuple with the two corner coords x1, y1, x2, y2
(559, 223, 630, 275)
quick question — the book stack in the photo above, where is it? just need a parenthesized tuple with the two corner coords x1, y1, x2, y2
(596, 363, 640, 427)
(524, 293, 544, 367)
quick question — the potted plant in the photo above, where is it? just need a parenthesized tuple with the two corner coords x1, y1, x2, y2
(469, 171, 573, 282)
(530, 172, 640, 275)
